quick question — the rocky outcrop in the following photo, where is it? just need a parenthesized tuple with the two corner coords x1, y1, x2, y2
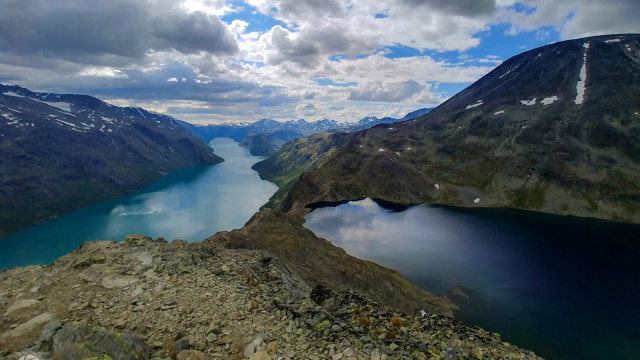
(0, 235, 541, 360)
(206, 209, 454, 317)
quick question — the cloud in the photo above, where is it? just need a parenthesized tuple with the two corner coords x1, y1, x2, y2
(0, 0, 238, 63)
(348, 80, 426, 102)
(264, 26, 321, 67)
(400, 0, 497, 17)
(151, 11, 239, 54)
(500, 0, 640, 40)
(1, 0, 638, 125)
(295, 102, 318, 116)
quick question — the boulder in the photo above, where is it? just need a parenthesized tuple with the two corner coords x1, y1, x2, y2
(4, 299, 40, 318)
(34, 321, 147, 360)
(125, 234, 153, 246)
(9, 313, 55, 340)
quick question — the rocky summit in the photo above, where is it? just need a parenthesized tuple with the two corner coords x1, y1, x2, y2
(0, 234, 541, 360)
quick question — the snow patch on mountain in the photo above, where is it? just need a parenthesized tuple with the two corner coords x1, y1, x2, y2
(2, 91, 24, 98)
(499, 66, 518, 79)
(575, 42, 590, 105)
(41, 101, 72, 112)
(466, 100, 483, 110)
(521, 99, 536, 106)
(541, 96, 559, 105)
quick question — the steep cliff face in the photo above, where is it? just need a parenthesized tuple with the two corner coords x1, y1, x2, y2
(255, 34, 640, 223)
(0, 85, 222, 237)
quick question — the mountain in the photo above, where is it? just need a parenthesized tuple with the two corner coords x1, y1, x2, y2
(239, 129, 305, 157)
(254, 34, 640, 223)
(181, 109, 433, 157)
(0, 84, 222, 237)
(402, 107, 432, 120)
(177, 118, 341, 144)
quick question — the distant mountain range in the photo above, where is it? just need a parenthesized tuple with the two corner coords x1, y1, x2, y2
(179, 108, 433, 156)
(255, 33, 640, 224)
(0, 84, 221, 237)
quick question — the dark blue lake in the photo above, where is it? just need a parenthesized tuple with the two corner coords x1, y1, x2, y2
(0, 138, 277, 270)
(304, 198, 640, 360)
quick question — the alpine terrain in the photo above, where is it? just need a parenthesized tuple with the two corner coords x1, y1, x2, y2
(0, 85, 223, 237)
(255, 34, 640, 224)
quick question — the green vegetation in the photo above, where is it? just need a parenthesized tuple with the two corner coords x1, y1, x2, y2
(512, 186, 547, 210)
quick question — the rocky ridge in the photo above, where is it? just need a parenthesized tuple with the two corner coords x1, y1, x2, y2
(0, 235, 541, 360)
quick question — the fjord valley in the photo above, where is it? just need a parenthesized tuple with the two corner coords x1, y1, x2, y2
(1, 0, 640, 358)
(0, 85, 222, 237)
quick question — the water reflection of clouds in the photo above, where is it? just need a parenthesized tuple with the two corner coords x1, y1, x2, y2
(101, 138, 277, 241)
(305, 198, 527, 295)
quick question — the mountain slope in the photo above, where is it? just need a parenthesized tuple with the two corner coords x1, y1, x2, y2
(255, 34, 640, 223)
(239, 129, 305, 157)
(0, 84, 222, 237)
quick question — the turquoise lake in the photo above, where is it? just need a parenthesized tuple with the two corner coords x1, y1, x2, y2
(305, 198, 640, 360)
(0, 138, 277, 270)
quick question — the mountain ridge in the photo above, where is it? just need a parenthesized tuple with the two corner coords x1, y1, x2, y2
(0, 84, 222, 237)
(178, 108, 434, 156)
(254, 33, 640, 223)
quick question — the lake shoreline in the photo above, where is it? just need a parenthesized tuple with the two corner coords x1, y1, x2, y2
(0, 138, 277, 271)
(304, 198, 640, 360)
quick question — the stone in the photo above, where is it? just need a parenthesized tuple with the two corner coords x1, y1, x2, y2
(206, 333, 218, 343)
(216, 335, 233, 345)
(44, 321, 146, 360)
(206, 325, 221, 335)
(250, 351, 272, 360)
(125, 233, 153, 246)
(131, 286, 144, 297)
(101, 275, 138, 288)
(39, 319, 63, 349)
(177, 350, 207, 360)
(68, 302, 89, 311)
(266, 341, 278, 354)
(9, 313, 55, 339)
(114, 319, 126, 329)
(343, 348, 354, 357)
(176, 338, 193, 353)
(163, 299, 178, 306)
(4, 299, 40, 317)
(244, 336, 266, 358)
(370, 349, 382, 360)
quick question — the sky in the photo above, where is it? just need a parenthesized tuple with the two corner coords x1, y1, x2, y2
(0, 0, 639, 124)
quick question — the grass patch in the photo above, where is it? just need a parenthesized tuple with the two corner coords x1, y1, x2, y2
(511, 185, 547, 209)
